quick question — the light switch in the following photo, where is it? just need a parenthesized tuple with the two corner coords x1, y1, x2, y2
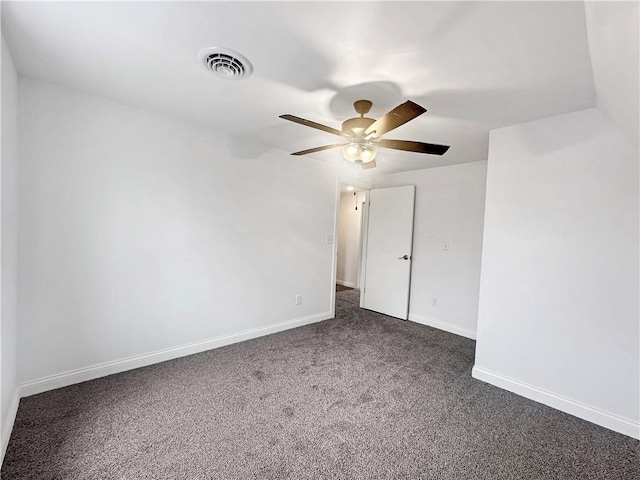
(326, 234, 334, 244)
(443, 242, 450, 251)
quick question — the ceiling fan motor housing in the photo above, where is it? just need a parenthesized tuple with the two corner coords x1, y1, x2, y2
(342, 117, 375, 136)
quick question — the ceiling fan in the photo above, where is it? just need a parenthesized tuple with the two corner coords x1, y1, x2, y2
(279, 99, 449, 169)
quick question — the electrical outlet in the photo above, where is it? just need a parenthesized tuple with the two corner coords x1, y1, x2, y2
(295, 294, 303, 305)
(430, 297, 438, 307)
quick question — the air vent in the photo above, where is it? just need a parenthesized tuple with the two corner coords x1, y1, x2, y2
(197, 47, 253, 80)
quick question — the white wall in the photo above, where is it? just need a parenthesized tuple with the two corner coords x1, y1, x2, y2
(17, 78, 341, 388)
(474, 108, 639, 438)
(1, 33, 20, 458)
(336, 190, 364, 288)
(376, 161, 487, 339)
(584, 1, 639, 150)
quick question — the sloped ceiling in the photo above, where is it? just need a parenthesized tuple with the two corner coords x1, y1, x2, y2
(584, 1, 639, 149)
(2, 1, 597, 174)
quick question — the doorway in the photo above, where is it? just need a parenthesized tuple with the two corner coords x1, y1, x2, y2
(331, 180, 369, 315)
(331, 182, 416, 320)
(337, 184, 367, 289)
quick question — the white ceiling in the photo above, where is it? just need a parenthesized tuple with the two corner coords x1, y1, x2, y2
(2, 1, 597, 175)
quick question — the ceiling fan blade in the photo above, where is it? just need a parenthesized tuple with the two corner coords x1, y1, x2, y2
(361, 160, 377, 170)
(377, 139, 450, 155)
(290, 144, 343, 156)
(364, 101, 427, 138)
(280, 114, 346, 138)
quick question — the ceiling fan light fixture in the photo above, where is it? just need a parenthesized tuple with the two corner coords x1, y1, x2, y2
(342, 142, 377, 164)
(359, 144, 377, 163)
(342, 144, 361, 162)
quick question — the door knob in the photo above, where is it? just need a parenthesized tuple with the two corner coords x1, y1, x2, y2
(397, 255, 410, 260)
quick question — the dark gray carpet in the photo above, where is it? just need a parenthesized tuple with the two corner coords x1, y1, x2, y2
(336, 284, 354, 292)
(2, 289, 638, 479)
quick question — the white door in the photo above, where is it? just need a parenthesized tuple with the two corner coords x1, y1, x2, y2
(362, 185, 415, 319)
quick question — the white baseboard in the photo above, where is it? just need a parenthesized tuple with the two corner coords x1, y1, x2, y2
(336, 279, 357, 288)
(1, 390, 20, 463)
(472, 366, 640, 440)
(20, 311, 333, 398)
(409, 313, 476, 340)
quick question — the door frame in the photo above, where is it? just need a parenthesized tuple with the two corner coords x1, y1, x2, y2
(358, 196, 370, 307)
(330, 177, 372, 318)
